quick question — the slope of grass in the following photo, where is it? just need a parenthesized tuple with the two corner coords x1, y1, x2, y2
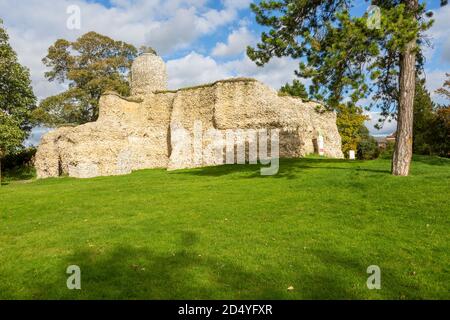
(0, 156, 448, 299)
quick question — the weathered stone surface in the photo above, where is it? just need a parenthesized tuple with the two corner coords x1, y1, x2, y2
(35, 53, 343, 179)
(131, 52, 167, 96)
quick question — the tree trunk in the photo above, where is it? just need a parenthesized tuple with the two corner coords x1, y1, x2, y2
(392, 0, 418, 176)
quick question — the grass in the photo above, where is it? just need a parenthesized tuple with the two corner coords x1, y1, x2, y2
(0, 156, 448, 299)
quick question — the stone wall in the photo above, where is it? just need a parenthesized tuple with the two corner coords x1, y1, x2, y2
(35, 54, 343, 179)
(166, 79, 343, 170)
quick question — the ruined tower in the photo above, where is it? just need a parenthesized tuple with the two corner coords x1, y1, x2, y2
(131, 50, 168, 95)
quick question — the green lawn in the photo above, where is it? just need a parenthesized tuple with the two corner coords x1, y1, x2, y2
(0, 156, 449, 299)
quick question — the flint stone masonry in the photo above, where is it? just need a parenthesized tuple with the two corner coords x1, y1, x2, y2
(35, 53, 343, 178)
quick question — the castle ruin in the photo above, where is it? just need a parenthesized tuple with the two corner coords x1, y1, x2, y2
(35, 52, 344, 179)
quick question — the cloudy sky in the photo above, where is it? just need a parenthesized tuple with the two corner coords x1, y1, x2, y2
(0, 0, 449, 142)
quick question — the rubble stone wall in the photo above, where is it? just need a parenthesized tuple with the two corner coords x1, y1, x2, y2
(35, 53, 343, 179)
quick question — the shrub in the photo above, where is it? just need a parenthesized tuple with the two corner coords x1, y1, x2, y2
(357, 126, 379, 160)
(380, 141, 395, 159)
(336, 103, 368, 158)
(1, 147, 36, 171)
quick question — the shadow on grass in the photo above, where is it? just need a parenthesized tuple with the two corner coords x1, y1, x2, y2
(412, 155, 450, 166)
(172, 158, 390, 179)
(29, 231, 372, 299)
(309, 249, 425, 300)
(33, 231, 281, 299)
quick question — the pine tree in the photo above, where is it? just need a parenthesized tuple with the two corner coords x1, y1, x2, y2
(247, 0, 447, 176)
(413, 78, 435, 154)
(279, 79, 309, 100)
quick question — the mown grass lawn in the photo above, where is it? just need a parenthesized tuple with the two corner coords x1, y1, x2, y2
(0, 156, 449, 299)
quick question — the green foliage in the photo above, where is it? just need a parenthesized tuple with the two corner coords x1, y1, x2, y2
(1, 147, 36, 171)
(279, 79, 309, 100)
(34, 32, 138, 125)
(413, 78, 435, 154)
(0, 114, 25, 156)
(0, 157, 449, 298)
(336, 103, 368, 157)
(357, 126, 379, 160)
(412, 78, 449, 157)
(0, 147, 36, 184)
(247, 1, 433, 113)
(1, 165, 35, 184)
(380, 141, 396, 159)
(429, 106, 450, 157)
(0, 20, 36, 157)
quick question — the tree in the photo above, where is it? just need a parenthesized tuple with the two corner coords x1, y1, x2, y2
(410, 76, 449, 157)
(247, 0, 447, 176)
(357, 125, 380, 160)
(429, 106, 450, 157)
(0, 20, 36, 183)
(34, 32, 138, 125)
(335, 103, 368, 157)
(431, 74, 450, 157)
(279, 79, 309, 100)
(413, 77, 435, 154)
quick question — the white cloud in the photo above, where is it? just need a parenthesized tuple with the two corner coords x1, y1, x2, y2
(224, 55, 300, 89)
(424, 69, 448, 104)
(424, 4, 450, 63)
(167, 51, 230, 88)
(212, 26, 255, 57)
(146, 2, 245, 54)
(364, 112, 397, 136)
(0, 0, 247, 99)
(167, 50, 302, 91)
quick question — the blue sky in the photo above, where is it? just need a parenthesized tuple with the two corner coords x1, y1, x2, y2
(0, 0, 448, 142)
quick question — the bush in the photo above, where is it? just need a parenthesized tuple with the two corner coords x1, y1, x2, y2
(357, 136, 379, 160)
(1, 147, 36, 171)
(356, 126, 379, 160)
(336, 103, 368, 158)
(379, 141, 395, 159)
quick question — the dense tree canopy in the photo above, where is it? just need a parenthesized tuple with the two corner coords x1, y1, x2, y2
(0, 20, 36, 157)
(0, 20, 36, 182)
(34, 32, 138, 125)
(248, 0, 447, 175)
(413, 78, 435, 154)
(412, 75, 450, 157)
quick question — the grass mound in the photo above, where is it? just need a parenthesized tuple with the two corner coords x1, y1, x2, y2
(0, 156, 448, 299)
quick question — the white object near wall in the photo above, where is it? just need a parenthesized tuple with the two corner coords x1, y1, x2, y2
(349, 150, 355, 160)
(318, 134, 324, 156)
